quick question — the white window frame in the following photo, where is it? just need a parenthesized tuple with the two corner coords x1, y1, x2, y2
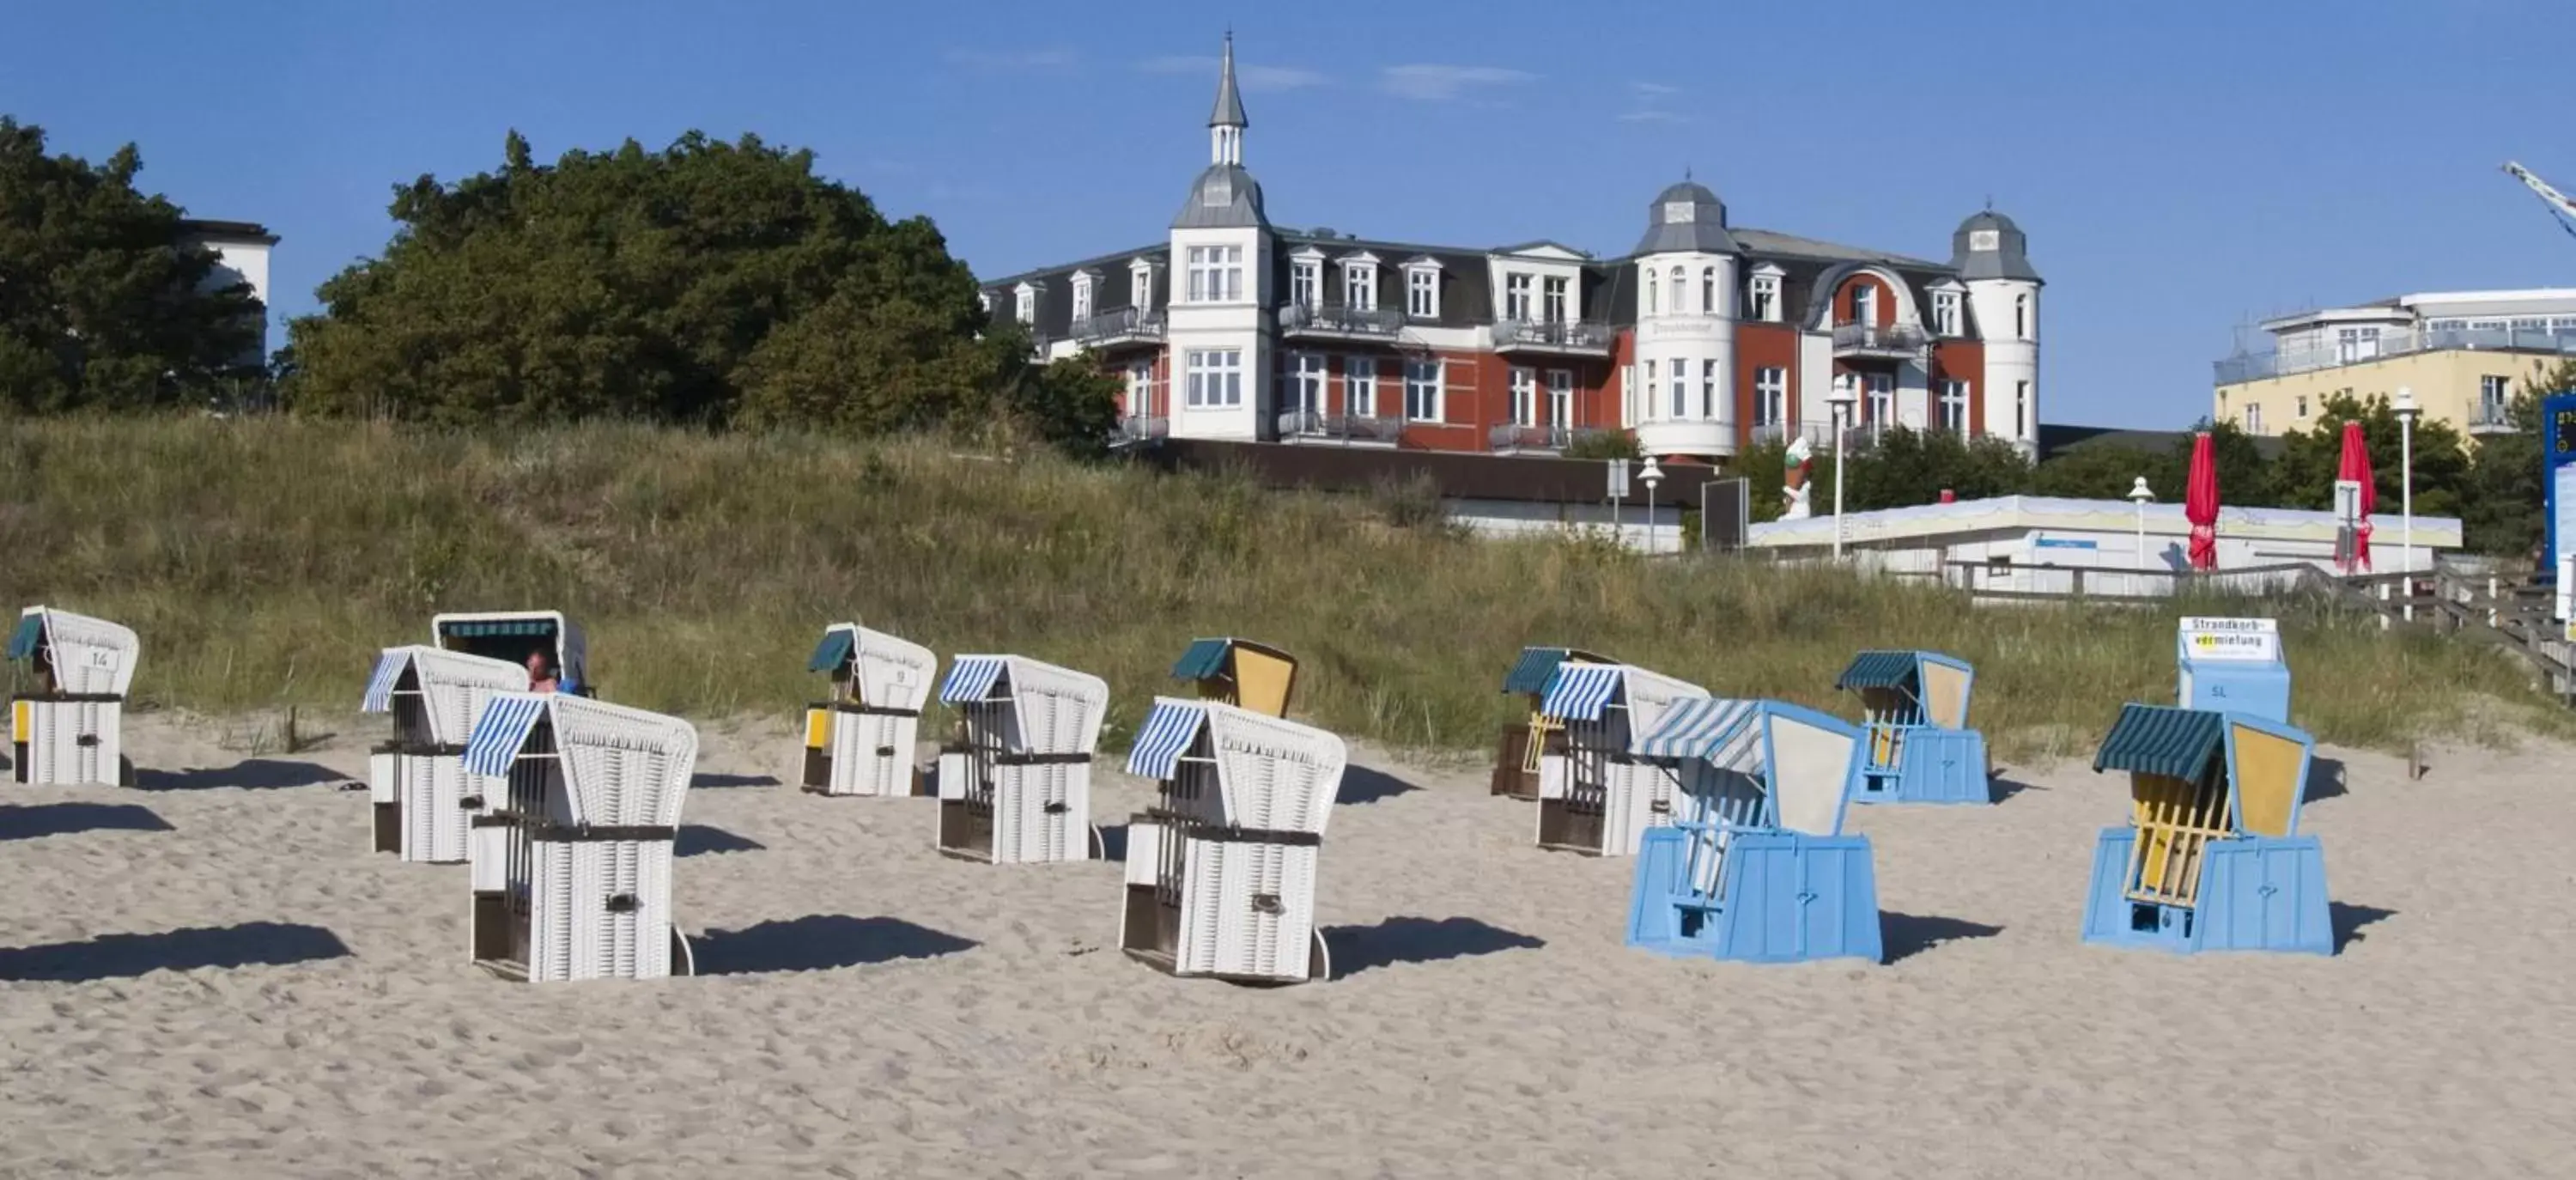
(1940, 379, 1968, 433)
(1404, 359, 1443, 423)
(1291, 260, 1320, 309)
(1127, 362, 1154, 417)
(1643, 266, 1660, 315)
(1184, 348, 1243, 409)
(1291, 352, 1327, 416)
(1701, 359, 1718, 419)
(1864, 372, 1893, 430)
(1669, 360, 1687, 420)
(1850, 282, 1877, 327)
(1701, 267, 1718, 317)
(1546, 368, 1573, 429)
(1346, 355, 1377, 417)
(1131, 259, 1157, 310)
(1505, 273, 1534, 320)
(1542, 275, 1569, 324)
(2015, 380, 2032, 435)
(1014, 283, 1036, 325)
(1070, 274, 1094, 325)
(1668, 266, 1686, 315)
(1755, 367, 1786, 426)
(2295, 394, 2308, 419)
(2014, 294, 2031, 338)
(2482, 374, 2511, 418)
(1643, 360, 1659, 421)
(2244, 401, 2262, 432)
(1406, 265, 1441, 319)
(1342, 259, 1377, 311)
(1510, 367, 1536, 428)
(1749, 272, 1781, 322)
(1932, 290, 1960, 338)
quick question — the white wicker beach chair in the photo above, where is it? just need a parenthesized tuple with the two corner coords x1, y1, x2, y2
(429, 611, 591, 696)
(1532, 661, 1711, 856)
(1119, 697, 1346, 984)
(360, 645, 529, 862)
(461, 693, 699, 982)
(9, 605, 139, 787)
(933, 654, 1109, 864)
(799, 623, 937, 798)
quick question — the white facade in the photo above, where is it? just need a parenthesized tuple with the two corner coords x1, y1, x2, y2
(179, 221, 277, 366)
(1630, 251, 1740, 458)
(1165, 226, 1271, 441)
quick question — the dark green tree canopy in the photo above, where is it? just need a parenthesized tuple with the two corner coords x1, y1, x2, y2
(283, 129, 1105, 440)
(0, 117, 264, 412)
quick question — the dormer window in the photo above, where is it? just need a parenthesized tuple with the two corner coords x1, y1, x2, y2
(1504, 273, 1533, 320)
(1291, 258, 1320, 308)
(1130, 259, 1157, 310)
(1070, 273, 1095, 325)
(1341, 256, 1378, 312)
(1932, 289, 1961, 338)
(1405, 260, 1442, 319)
(1749, 270, 1781, 322)
(1013, 283, 1037, 325)
(1543, 276, 1569, 323)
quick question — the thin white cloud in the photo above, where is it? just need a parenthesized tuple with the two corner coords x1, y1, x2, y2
(1137, 55, 1329, 91)
(1379, 64, 1536, 101)
(944, 47, 1078, 70)
(1619, 109, 1692, 125)
(1631, 82, 1681, 98)
(1620, 82, 1690, 125)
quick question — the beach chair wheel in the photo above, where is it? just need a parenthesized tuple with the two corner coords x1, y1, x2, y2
(669, 925, 696, 977)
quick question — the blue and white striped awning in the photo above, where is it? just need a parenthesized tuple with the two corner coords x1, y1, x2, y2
(360, 650, 410, 714)
(939, 655, 1009, 704)
(462, 696, 550, 776)
(1637, 697, 1764, 764)
(1126, 699, 1209, 780)
(1538, 663, 1625, 721)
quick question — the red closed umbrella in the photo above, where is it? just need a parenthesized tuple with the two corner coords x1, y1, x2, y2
(2336, 420, 2375, 571)
(2185, 431, 2219, 571)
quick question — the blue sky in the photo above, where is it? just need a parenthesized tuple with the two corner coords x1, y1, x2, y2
(9, 0, 2576, 427)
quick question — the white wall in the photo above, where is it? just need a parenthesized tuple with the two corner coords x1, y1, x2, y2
(1165, 226, 1271, 441)
(1965, 279, 2038, 450)
(1450, 497, 1686, 552)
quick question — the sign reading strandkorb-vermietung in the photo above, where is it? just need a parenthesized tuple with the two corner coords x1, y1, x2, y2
(2178, 617, 2280, 663)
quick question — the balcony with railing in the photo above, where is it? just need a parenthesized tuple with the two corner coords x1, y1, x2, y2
(1277, 410, 1403, 446)
(2469, 404, 2518, 435)
(1279, 303, 1406, 340)
(1487, 423, 1571, 453)
(2215, 325, 2576, 385)
(1831, 322, 1929, 359)
(1494, 319, 1614, 356)
(1072, 306, 1165, 349)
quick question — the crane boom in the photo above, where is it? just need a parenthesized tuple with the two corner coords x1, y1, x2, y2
(2506, 160, 2576, 240)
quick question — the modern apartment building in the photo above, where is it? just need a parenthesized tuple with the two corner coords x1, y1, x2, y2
(2212, 288, 2576, 439)
(981, 36, 2044, 464)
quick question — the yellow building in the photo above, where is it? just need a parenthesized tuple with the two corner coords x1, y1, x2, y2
(2212, 289, 2576, 440)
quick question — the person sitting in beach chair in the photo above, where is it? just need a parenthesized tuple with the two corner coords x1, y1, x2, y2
(526, 649, 560, 694)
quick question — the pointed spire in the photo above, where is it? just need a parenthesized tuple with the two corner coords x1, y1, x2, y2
(1208, 32, 1248, 166)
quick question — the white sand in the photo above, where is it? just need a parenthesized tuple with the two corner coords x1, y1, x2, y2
(2, 711, 2572, 1177)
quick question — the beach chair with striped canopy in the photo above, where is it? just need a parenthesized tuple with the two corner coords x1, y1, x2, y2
(2080, 703, 2330, 955)
(1117, 696, 1345, 984)
(360, 645, 528, 861)
(799, 622, 937, 798)
(461, 693, 700, 982)
(9, 605, 137, 787)
(1530, 660, 1710, 856)
(1625, 697, 1885, 964)
(430, 611, 591, 697)
(1834, 649, 1992, 805)
(1491, 646, 1612, 799)
(933, 654, 1109, 864)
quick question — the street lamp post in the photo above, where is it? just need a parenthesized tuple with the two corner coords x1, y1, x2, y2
(2128, 476, 2156, 584)
(2395, 386, 2421, 618)
(1639, 456, 1665, 555)
(1827, 375, 1856, 560)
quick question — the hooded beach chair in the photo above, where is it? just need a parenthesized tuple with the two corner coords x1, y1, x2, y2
(8, 606, 137, 787)
(1170, 636, 1297, 718)
(461, 693, 700, 982)
(1119, 696, 1346, 984)
(1530, 660, 1711, 856)
(1834, 649, 1992, 805)
(431, 611, 591, 696)
(360, 645, 529, 861)
(1625, 698, 1885, 964)
(2081, 703, 2330, 955)
(933, 654, 1110, 864)
(1492, 646, 1612, 799)
(799, 623, 937, 798)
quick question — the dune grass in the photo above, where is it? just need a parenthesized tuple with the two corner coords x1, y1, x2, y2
(0, 416, 2560, 759)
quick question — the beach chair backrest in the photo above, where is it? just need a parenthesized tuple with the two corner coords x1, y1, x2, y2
(2222, 712, 2312, 838)
(1917, 654, 1974, 730)
(852, 627, 938, 714)
(1205, 703, 1346, 837)
(1002, 656, 1109, 756)
(14, 606, 139, 697)
(1765, 705, 1862, 837)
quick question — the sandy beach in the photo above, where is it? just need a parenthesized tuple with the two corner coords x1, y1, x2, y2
(1, 711, 2571, 1177)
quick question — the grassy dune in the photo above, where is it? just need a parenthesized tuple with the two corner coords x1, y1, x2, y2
(0, 417, 2555, 757)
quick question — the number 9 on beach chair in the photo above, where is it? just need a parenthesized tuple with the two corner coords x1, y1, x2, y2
(1170, 637, 1298, 718)
(1119, 696, 1344, 984)
(461, 693, 701, 982)
(360, 645, 528, 861)
(9, 605, 137, 788)
(799, 623, 936, 798)
(1834, 649, 1992, 805)
(1625, 698, 1885, 964)
(2081, 703, 2331, 955)
(1531, 660, 1710, 856)
(932, 654, 1109, 864)
(1492, 646, 1611, 799)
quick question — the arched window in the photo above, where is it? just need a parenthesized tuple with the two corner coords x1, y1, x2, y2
(1644, 268, 1658, 315)
(1701, 267, 1717, 315)
(2014, 294, 2031, 338)
(1668, 266, 1686, 314)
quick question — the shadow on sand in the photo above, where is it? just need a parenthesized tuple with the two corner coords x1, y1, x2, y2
(133, 759, 343, 792)
(692, 915, 977, 976)
(0, 921, 352, 982)
(691, 773, 781, 790)
(676, 824, 766, 857)
(0, 802, 173, 842)
(1338, 766, 1419, 806)
(1322, 916, 1544, 978)
(2331, 902, 2396, 952)
(1880, 912, 2006, 964)
(2306, 757, 2350, 802)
